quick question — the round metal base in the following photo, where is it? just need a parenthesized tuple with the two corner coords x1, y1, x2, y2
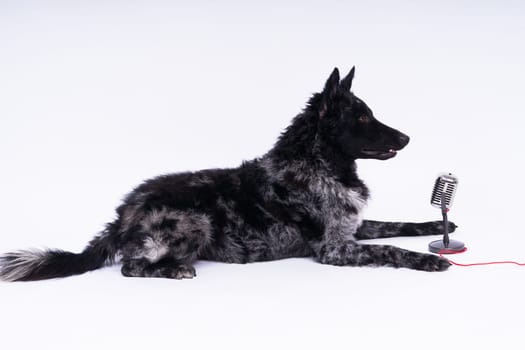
(429, 239, 465, 254)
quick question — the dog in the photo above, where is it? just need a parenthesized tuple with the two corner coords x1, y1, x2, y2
(0, 67, 454, 281)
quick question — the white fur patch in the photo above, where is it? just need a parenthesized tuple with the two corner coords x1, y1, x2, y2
(142, 237, 169, 263)
(0, 250, 47, 282)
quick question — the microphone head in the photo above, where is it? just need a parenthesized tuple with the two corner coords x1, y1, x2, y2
(430, 173, 458, 209)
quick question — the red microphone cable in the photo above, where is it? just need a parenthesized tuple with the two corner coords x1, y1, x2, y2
(439, 247, 525, 267)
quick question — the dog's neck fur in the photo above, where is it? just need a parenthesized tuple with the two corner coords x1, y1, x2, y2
(262, 96, 368, 193)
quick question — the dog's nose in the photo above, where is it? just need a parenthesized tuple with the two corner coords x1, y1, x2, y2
(399, 133, 410, 148)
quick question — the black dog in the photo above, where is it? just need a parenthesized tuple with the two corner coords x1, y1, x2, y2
(0, 67, 453, 281)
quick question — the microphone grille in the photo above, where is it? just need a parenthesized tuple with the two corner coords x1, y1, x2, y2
(430, 173, 458, 209)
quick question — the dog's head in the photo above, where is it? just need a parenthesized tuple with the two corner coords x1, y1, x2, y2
(316, 67, 409, 160)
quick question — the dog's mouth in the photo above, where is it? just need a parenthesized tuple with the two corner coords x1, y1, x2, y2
(361, 148, 398, 160)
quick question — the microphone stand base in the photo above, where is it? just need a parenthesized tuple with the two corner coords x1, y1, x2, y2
(429, 239, 465, 254)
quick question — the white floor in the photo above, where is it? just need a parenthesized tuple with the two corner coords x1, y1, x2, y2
(1, 1, 525, 349)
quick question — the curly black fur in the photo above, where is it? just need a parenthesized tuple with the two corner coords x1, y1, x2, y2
(0, 67, 453, 281)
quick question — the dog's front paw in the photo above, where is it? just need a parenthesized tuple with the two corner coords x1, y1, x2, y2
(418, 254, 451, 272)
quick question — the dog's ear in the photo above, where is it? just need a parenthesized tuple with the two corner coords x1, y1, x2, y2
(319, 67, 340, 118)
(323, 67, 340, 98)
(340, 66, 355, 91)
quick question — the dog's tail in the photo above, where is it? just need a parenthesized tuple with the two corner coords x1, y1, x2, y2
(0, 222, 120, 282)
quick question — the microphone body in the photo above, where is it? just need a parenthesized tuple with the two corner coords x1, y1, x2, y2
(428, 173, 465, 254)
(430, 173, 458, 210)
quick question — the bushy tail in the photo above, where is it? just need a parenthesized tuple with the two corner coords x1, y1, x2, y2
(0, 222, 120, 282)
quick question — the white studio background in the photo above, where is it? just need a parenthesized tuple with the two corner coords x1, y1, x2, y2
(1, 1, 524, 349)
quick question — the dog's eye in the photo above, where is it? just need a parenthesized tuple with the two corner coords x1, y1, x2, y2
(358, 115, 369, 123)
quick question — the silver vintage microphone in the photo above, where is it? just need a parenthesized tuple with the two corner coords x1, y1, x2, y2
(428, 173, 465, 253)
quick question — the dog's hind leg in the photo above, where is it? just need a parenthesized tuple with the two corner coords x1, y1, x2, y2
(354, 220, 457, 240)
(315, 240, 450, 272)
(121, 258, 196, 279)
(120, 238, 199, 279)
(119, 208, 212, 279)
